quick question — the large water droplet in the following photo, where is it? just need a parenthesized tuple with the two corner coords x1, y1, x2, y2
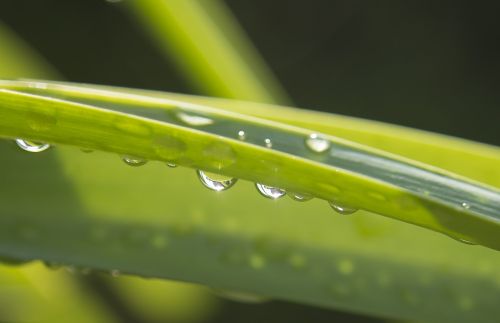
(255, 183, 286, 199)
(288, 192, 313, 202)
(264, 138, 273, 148)
(238, 130, 246, 141)
(197, 170, 237, 191)
(122, 156, 147, 166)
(305, 133, 330, 153)
(15, 139, 50, 152)
(176, 112, 213, 126)
(329, 201, 358, 215)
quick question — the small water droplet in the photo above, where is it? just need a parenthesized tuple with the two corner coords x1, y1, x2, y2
(305, 133, 330, 153)
(15, 139, 50, 152)
(122, 156, 147, 166)
(166, 162, 177, 168)
(288, 192, 313, 202)
(197, 170, 237, 192)
(264, 138, 272, 148)
(238, 130, 246, 140)
(255, 183, 286, 199)
(111, 269, 121, 277)
(176, 112, 213, 126)
(329, 201, 358, 215)
(461, 202, 470, 209)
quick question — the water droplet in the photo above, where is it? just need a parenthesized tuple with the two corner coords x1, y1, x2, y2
(305, 133, 330, 153)
(15, 139, 50, 152)
(111, 269, 121, 277)
(238, 130, 246, 140)
(288, 192, 313, 202)
(197, 170, 237, 192)
(329, 201, 358, 215)
(264, 138, 272, 148)
(211, 289, 269, 304)
(461, 202, 470, 209)
(176, 112, 213, 126)
(122, 156, 147, 167)
(166, 162, 177, 168)
(255, 183, 286, 199)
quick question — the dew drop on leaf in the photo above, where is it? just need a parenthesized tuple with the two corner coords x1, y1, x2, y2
(166, 162, 177, 168)
(15, 139, 51, 152)
(305, 133, 330, 153)
(264, 138, 272, 148)
(255, 183, 286, 199)
(461, 202, 471, 209)
(176, 112, 213, 126)
(238, 130, 246, 141)
(122, 155, 147, 166)
(197, 170, 237, 192)
(288, 192, 313, 202)
(329, 201, 358, 215)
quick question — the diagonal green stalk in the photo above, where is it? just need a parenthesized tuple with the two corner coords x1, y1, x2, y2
(126, 0, 289, 103)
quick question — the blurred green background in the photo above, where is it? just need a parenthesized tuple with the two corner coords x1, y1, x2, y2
(0, 1, 499, 322)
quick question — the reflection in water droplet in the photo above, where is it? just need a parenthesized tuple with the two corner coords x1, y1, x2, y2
(255, 183, 286, 199)
(288, 192, 313, 202)
(166, 163, 177, 168)
(15, 139, 51, 152)
(264, 138, 272, 148)
(197, 170, 237, 192)
(122, 156, 147, 166)
(329, 201, 358, 215)
(238, 130, 246, 141)
(461, 202, 470, 209)
(305, 133, 330, 153)
(176, 112, 213, 126)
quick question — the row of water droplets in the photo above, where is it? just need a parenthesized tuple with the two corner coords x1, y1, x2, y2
(13, 131, 358, 214)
